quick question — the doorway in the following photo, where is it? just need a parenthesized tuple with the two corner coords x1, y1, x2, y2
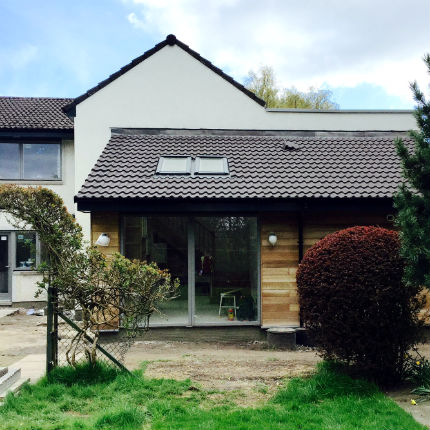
(0, 232, 11, 301)
(122, 216, 259, 326)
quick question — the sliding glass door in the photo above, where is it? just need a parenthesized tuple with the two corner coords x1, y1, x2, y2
(122, 215, 259, 326)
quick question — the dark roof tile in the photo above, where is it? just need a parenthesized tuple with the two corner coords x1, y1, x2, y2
(0, 97, 74, 130)
(76, 134, 410, 201)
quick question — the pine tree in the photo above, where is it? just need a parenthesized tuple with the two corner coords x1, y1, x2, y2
(394, 54, 430, 290)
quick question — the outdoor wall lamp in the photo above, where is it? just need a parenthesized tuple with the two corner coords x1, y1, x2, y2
(268, 232, 278, 247)
(95, 233, 111, 247)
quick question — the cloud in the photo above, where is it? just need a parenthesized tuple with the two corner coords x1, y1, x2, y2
(124, 0, 429, 106)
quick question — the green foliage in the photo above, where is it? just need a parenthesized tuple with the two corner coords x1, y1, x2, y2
(245, 65, 338, 109)
(405, 347, 430, 403)
(0, 361, 425, 430)
(394, 54, 430, 289)
(0, 185, 179, 365)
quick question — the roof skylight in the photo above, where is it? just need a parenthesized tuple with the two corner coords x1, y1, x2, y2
(156, 156, 229, 175)
(157, 156, 191, 174)
(195, 157, 228, 175)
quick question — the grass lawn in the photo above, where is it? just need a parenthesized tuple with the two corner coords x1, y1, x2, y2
(0, 361, 425, 430)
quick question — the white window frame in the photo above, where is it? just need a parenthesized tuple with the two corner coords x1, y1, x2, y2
(195, 156, 229, 175)
(156, 156, 192, 175)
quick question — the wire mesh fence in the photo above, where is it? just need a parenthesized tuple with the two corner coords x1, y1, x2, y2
(55, 312, 134, 371)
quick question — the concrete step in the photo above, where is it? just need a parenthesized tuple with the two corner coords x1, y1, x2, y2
(0, 367, 21, 395)
(0, 376, 30, 401)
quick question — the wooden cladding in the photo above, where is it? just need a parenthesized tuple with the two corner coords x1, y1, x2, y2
(91, 212, 120, 258)
(260, 211, 395, 328)
(261, 214, 300, 327)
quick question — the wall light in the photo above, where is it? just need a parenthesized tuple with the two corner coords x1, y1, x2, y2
(95, 233, 111, 247)
(268, 232, 277, 247)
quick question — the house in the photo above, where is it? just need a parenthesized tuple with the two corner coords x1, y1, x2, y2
(0, 35, 417, 328)
(0, 97, 74, 305)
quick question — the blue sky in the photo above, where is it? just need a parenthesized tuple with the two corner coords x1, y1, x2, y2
(0, 0, 429, 109)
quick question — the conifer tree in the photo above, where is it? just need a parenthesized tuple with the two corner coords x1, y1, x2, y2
(394, 54, 430, 289)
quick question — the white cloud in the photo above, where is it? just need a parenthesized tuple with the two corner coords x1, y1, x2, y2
(124, 0, 429, 106)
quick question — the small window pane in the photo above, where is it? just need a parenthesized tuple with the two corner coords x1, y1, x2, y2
(16, 232, 36, 269)
(23, 143, 61, 180)
(199, 157, 225, 173)
(0, 143, 20, 179)
(159, 157, 190, 173)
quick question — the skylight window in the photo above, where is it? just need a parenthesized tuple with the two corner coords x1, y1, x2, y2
(157, 156, 191, 174)
(195, 157, 228, 175)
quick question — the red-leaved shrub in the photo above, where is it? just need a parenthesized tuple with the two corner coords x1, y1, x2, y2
(297, 226, 424, 384)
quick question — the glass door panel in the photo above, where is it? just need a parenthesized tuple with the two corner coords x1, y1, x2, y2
(0, 233, 10, 297)
(194, 217, 258, 324)
(123, 216, 189, 325)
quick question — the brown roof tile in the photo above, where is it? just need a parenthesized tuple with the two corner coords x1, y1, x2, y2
(76, 134, 410, 201)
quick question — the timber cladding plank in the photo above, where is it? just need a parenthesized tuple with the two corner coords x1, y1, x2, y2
(261, 215, 300, 327)
(91, 212, 120, 257)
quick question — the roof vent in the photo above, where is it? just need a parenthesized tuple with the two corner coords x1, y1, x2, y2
(283, 141, 300, 151)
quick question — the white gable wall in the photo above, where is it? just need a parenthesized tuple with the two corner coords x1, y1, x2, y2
(74, 44, 416, 238)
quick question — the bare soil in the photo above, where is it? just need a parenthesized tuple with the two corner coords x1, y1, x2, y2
(0, 311, 46, 367)
(125, 340, 320, 406)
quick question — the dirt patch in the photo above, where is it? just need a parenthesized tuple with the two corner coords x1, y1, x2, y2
(125, 340, 320, 406)
(0, 310, 46, 367)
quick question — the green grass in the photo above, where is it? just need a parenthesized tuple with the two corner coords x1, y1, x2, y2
(0, 361, 425, 430)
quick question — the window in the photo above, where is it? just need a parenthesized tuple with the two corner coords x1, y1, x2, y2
(15, 232, 37, 270)
(0, 142, 61, 180)
(156, 156, 229, 175)
(195, 157, 228, 175)
(157, 156, 191, 174)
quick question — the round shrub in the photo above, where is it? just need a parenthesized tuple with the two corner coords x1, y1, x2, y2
(297, 226, 423, 384)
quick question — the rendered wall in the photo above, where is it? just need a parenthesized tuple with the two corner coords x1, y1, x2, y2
(0, 139, 75, 303)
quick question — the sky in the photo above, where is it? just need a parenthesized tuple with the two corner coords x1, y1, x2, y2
(0, 0, 429, 109)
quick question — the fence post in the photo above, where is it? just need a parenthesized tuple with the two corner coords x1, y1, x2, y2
(46, 285, 54, 373)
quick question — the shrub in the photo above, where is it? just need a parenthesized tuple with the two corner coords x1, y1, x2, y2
(297, 226, 424, 384)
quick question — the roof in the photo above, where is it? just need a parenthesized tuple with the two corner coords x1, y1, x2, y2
(76, 134, 410, 201)
(62, 34, 266, 116)
(0, 97, 74, 130)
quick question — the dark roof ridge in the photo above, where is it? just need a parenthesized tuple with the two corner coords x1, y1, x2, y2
(1, 96, 73, 101)
(62, 34, 266, 116)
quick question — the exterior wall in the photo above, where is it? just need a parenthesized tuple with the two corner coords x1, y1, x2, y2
(302, 212, 392, 254)
(0, 138, 74, 303)
(260, 211, 394, 328)
(91, 212, 120, 257)
(73, 44, 415, 240)
(260, 214, 300, 327)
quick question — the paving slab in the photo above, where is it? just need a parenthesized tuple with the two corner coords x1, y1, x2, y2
(11, 354, 45, 384)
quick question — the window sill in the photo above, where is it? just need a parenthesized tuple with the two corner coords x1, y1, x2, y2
(0, 180, 63, 185)
(13, 270, 40, 275)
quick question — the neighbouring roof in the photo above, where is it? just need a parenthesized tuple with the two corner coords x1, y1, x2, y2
(62, 34, 266, 116)
(0, 97, 74, 130)
(76, 134, 410, 201)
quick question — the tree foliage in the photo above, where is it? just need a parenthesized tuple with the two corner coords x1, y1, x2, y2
(297, 226, 424, 384)
(245, 65, 338, 109)
(394, 54, 430, 289)
(0, 185, 178, 365)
